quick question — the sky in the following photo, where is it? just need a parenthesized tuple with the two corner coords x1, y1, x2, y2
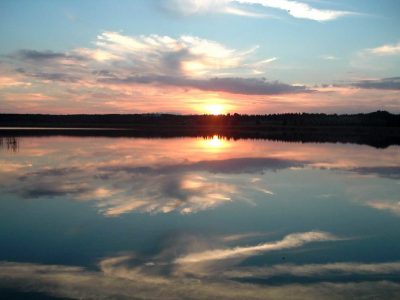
(0, 0, 399, 114)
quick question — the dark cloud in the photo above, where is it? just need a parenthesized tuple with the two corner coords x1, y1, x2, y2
(22, 185, 89, 198)
(160, 49, 194, 76)
(18, 167, 81, 180)
(93, 69, 116, 77)
(13, 167, 91, 198)
(16, 67, 81, 82)
(351, 166, 400, 179)
(30, 72, 80, 82)
(351, 77, 400, 90)
(14, 49, 67, 61)
(101, 157, 305, 174)
(99, 75, 311, 95)
(180, 157, 304, 173)
(11, 51, 85, 83)
(13, 180, 91, 198)
(12, 49, 86, 62)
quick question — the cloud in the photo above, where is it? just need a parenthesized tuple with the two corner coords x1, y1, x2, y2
(0, 75, 31, 88)
(161, 0, 231, 15)
(12, 168, 237, 216)
(1, 92, 54, 102)
(11, 49, 87, 65)
(367, 42, 400, 56)
(1, 259, 400, 300)
(1, 230, 399, 300)
(223, 5, 270, 18)
(103, 157, 305, 175)
(350, 77, 400, 90)
(367, 201, 400, 216)
(13, 49, 68, 61)
(162, 0, 355, 21)
(5, 32, 309, 96)
(175, 231, 337, 264)
(224, 261, 400, 279)
(351, 166, 400, 179)
(100, 75, 310, 95)
(236, 0, 354, 21)
(221, 232, 271, 242)
(15, 67, 81, 83)
(5, 156, 302, 216)
(93, 32, 252, 77)
(320, 55, 339, 61)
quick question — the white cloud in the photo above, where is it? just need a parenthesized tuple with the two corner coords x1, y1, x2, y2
(162, 0, 230, 15)
(175, 231, 337, 264)
(94, 32, 257, 77)
(367, 200, 400, 216)
(10, 32, 270, 80)
(237, 0, 353, 21)
(223, 5, 269, 18)
(320, 55, 339, 60)
(368, 42, 400, 56)
(221, 232, 270, 242)
(163, 0, 354, 21)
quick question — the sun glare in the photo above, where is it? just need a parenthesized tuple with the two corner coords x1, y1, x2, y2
(209, 135, 224, 148)
(200, 135, 230, 152)
(206, 104, 224, 115)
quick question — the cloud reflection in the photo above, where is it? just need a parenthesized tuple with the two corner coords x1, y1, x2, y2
(2, 155, 303, 216)
(2, 259, 400, 300)
(225, 261, 400, 280)
(1, 136, 399, 218)
(0, 230, 399, 299)
(175, 231, 337, 264)
(366, 200, 400, 216)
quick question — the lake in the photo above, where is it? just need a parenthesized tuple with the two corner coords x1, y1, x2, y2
(0, 135, 399, 299)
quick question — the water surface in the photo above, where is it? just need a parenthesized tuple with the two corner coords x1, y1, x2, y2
(0, 136, 399, 299)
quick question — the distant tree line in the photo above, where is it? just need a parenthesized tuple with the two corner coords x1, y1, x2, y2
(0, 111, 399, 128)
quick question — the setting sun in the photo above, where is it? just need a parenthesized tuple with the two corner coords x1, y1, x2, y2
(206, 104, 225, 115)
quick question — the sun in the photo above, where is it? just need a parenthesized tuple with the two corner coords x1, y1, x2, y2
(206, 104, 224, 115)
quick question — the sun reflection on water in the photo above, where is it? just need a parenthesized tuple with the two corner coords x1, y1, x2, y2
(201, 135, 230, 151)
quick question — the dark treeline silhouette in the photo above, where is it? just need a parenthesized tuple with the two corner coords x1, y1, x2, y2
(1, 111, 399, 128)
(0, 111, 400, 148)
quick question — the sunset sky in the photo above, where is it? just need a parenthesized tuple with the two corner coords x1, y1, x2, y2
(1, 0, 400, 114)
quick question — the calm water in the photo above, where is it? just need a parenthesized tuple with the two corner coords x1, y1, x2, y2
(0, 136, 400, 299)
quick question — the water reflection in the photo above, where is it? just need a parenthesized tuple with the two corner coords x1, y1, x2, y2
(0, 136, 398, 217)
(9, 157, 291, 216)
(201, 135, 230, 152)
(0, 137, 19, 152)
(1, 232, 400, 299)
(0, 136, 399, 299)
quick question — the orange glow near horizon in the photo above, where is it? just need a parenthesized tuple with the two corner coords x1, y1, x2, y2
(205, 104, 225, 115)
(189, 95, 236, 116)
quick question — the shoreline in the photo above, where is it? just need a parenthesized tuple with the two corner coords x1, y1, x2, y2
(1, 125, 399, 149)
(1, 111, 399, 148)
